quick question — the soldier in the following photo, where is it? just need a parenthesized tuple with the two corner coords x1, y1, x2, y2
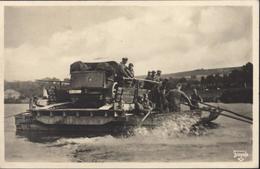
(155, 70, 162, 82)
(161, 79, 169, 112)
(134, 94, 153, 115)
(166, 83, 192, 112)
(145, 71, 152, 80)
(190, 88, 203, 110)
(47, 85, 57, 103)
(142, 93, 153, 111)
(119, 57, 129, 77)
(134, 95, 144, 115)
(156, 78, 169, 112)
(144, 71, 152, 89)
(126, 63, 134, 78)
(151, 70, 156, 81)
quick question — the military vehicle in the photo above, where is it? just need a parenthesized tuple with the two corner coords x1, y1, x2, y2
(15, 61, 221, 133)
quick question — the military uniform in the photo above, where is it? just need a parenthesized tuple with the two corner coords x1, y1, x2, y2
(151, 71, 156, 81)
(145, 71, 152, 80)
(158, 79, 169, 112)
(135, 96, 144, 114)
(119, 57, 129, 77)
(190, 90, 203, 110)
(166, 89, 191, 112)
(126, 63, 134, 78)
(155, 70, 162, 82)
(142, 96, 153, 110)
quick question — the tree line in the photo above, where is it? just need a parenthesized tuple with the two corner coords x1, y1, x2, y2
(166, 62, 253, 91)
(201, 62, 252, 89)
(4, 77, 62, 99)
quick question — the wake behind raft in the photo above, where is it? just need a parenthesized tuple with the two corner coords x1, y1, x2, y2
(14, 61, 252, 134)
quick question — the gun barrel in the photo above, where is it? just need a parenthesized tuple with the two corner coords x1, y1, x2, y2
(123, 77, 160, 84)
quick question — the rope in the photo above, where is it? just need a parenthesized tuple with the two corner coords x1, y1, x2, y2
(220, 113, 252, 124)
(138, 110, 152, 127)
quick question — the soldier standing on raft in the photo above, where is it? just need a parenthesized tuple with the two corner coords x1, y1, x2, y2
(166, 83, 192, 112)
(190, 88, 203, 110)
(146, 71, 152, 80)
(156, 78, 169, 112)
(134, 94, 152, 115)
(142, 93, 153, 111)
(126, 63, 134, 78)
(151, 70, 156, 81)
(155, 70, 162, 82)
(144, 71, 152, 89)
(119, 57, 130, 77)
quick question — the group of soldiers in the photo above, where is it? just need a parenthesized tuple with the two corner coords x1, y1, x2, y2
(145, 70, 162, 82)
(163, 83, 203, 112)
(135, 93, 154, 115)
(119, 57, 162, 82)
(118, 57, 203, 113)
(119, 57, 135, 78)
(136, 81, 203, 114)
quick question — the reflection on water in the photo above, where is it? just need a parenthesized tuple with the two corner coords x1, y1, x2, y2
(15, 130, 116, 143)
(16, 131, 63, 143)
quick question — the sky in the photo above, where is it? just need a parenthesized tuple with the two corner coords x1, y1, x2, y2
(4, 6, 252, 81)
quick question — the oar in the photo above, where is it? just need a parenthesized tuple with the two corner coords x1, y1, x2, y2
(123, 77, 160, 84)
(220, 113, 252, 124)
(183, 102, 252, 124)
(198, 101, 252, 121)
(138, 110, 152, 127)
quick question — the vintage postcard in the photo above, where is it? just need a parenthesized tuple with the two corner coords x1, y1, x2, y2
(0, 0, 259, 168)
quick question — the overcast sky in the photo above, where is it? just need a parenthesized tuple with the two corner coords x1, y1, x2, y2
(4, 6, 252, 81)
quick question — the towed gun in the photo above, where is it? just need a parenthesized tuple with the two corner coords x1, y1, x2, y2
(123, 77, 161, 84)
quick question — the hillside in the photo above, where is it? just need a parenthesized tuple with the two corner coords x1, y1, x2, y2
(137, 66, 241, 79)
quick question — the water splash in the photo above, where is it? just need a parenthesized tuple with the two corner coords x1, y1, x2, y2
(54, 111, 210, 148)
(134, 112, 206, 138)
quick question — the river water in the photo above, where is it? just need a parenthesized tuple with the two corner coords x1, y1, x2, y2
(4, 103, 252, 162)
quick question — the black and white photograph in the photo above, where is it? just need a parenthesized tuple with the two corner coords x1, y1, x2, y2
(0, 0, 259, 168)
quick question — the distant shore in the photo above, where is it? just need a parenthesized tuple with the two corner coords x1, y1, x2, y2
(4, 100, 29, 104)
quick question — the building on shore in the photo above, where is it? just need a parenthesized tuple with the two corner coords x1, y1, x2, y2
(4, 89, 21, 100)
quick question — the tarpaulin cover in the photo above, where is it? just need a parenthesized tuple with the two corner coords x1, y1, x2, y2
(70, 61, 120, 76)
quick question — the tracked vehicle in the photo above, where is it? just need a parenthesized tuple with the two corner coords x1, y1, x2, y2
(15, 61, 220, 133)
